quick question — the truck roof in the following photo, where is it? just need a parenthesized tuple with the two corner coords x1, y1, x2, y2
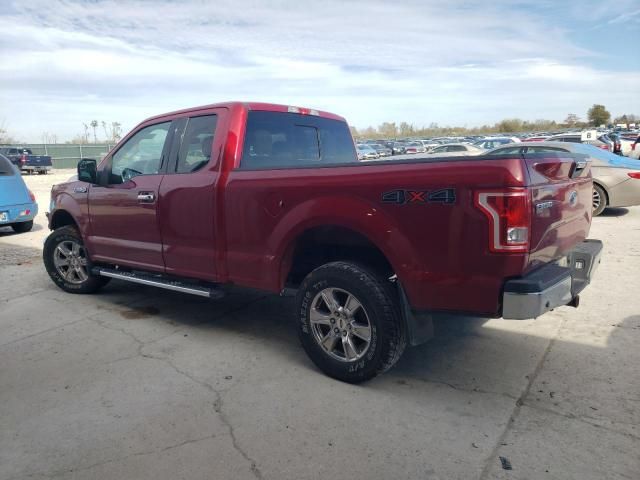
(143, 101, 346, 124)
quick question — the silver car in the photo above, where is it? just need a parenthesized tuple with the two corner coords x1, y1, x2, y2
(487, 141, 640, 215)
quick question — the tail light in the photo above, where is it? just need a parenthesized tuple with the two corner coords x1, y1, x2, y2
(29, 190, 36, 202)
(20, 154, 27, 165)
(598, 145, 609, 150)
(475, 189, 531, 253)
(628, 172, 640, 179)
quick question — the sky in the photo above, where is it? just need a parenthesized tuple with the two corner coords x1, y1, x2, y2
(0, 0, 639, 142)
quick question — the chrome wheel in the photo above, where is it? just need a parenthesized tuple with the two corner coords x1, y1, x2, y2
(310, 288, 372, 362)
(592, 188, 601, 211)
(53, 240, 89, 284)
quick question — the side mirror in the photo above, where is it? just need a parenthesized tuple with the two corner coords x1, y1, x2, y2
(77, 158, 97, 184)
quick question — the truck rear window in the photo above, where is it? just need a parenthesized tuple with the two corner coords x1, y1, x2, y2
(240, 111, 356, 169)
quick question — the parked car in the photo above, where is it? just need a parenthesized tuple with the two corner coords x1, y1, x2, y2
(546, 133, 611, 151)
(0, 147, 53, 174)
(356, 144, 379, 160)
(0, 153, 38, 232)
(487, 141, 640, 215)
(473, 137, 521, 150)
(428, 143, 485, 157)
(403, 141, 427, 154)
(369, 143, 392, 157)
(43, 101, 601, 383)
(522, 136, 550, 142)
(603, 133, 622, 155)
(391, 142, 407, 155)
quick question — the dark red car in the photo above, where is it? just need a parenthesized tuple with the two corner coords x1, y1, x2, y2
(44, 102, 602, 382)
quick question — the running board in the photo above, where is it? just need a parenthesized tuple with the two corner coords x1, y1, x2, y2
(92, 267, 225, 299)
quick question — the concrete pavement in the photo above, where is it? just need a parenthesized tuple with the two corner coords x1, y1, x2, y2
(0, 171, 638, 479)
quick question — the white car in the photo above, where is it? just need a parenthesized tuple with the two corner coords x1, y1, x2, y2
(356, 144, 380, 160)
(428, 143, 485, 157)
(473, 137, 521, 150)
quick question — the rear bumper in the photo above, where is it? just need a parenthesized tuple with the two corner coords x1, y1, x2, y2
(22, 165, 52, 172)
(502, 239, 603, 320)
(0, 202, 38, 225)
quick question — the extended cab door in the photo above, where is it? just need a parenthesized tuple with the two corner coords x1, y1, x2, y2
(87, 121, 172, 271)
(157, 109, 227, 282)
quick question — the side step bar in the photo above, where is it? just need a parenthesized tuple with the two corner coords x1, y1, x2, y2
(92, 267, 225, 299)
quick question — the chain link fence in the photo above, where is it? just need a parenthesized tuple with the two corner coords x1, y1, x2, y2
(3, 144, 115, 169)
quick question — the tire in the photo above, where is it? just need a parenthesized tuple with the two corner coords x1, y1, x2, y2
(295, 261, 406, 383)
(592, 184, 607, 216)
(43, 225, 110, 294)
(11, 221, 33, 233)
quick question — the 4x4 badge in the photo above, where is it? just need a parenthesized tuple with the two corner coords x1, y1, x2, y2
(382, 188, 456, 205)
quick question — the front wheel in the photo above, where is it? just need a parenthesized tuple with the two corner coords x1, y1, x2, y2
(43, 225, 110, 293)
(295, 262, 406, 383)
(592, 184, 607, 216)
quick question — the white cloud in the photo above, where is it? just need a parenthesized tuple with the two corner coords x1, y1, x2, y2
(0, 0, 638, 141)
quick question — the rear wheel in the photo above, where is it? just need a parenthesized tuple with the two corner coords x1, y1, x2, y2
(43, 226, 110, 293)
(592, 184, 607, 216)
(296, 261, 406, 383)
(11, 221, 33, 233)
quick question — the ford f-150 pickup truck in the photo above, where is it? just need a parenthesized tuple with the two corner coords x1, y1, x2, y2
(43, 102, 602, 382)
(0, 147, 53, 174)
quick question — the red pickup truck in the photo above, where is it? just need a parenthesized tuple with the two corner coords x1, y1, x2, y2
(44, 102, 602, 382)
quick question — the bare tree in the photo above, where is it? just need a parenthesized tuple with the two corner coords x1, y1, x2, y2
(111, 122, 122, 142)
(82, 123, 90, 144)
(90, 120, 98, 143)
(0, 119, 15, 144)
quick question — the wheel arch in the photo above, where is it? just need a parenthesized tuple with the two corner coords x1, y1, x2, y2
(280, 224, 396, 289)
(593, 181, 609, 206)
(50, 209, 79, 230)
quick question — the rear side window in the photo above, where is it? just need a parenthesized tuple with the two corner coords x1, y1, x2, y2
(240, 111, 356, 169)
(0, 155, 16, 176)
(176, 115, 218, 173)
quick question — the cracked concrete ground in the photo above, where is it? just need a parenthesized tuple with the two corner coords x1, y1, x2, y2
(1, 170, 638, 480)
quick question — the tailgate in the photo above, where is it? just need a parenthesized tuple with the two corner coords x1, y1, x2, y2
(524, 151, 592, 271)
(27, 155, 52, 166)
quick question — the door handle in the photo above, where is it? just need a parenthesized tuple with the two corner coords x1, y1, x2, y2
(137, 192, 155, 203)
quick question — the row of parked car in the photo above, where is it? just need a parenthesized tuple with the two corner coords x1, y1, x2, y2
(356, 129, 640, 160)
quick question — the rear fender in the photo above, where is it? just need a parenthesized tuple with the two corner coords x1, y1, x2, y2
(273, 194, 415, 291)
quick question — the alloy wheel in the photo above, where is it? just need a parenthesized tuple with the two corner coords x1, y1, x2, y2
(309, 287, 372, 362)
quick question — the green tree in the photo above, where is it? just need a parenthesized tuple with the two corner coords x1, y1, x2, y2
(587, 104, 610, 126)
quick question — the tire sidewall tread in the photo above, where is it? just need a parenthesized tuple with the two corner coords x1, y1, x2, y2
(43, 225, 109, 294)
(296, 261, 406, 383)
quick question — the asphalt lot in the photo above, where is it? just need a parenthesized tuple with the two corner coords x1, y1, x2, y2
(1, 170, 638, 480)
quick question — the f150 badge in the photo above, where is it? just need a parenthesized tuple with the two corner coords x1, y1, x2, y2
(382, 188, 456, 205)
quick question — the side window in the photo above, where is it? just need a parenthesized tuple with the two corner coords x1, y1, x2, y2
(110, 122, 170, 184)
(176, 115, 218, 173)
(240, 111, 356, 169)
(450, 145, 465, 152)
